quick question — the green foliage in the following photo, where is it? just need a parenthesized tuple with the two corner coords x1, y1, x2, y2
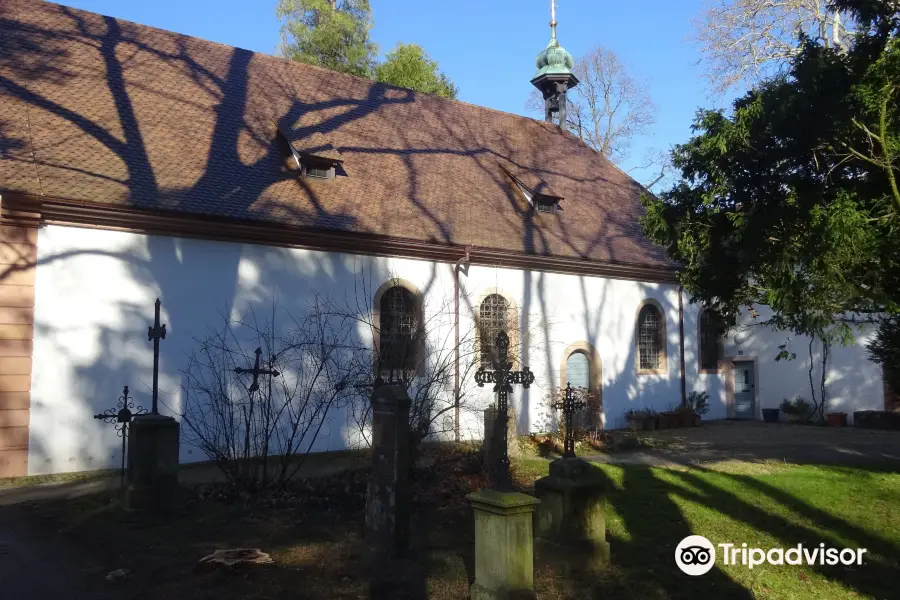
(641, 0, 900, 364)
(686, 390, 710, 415)
(779, 397, 814, 421)
(277, 0, 377, 78)
(375, 43, 458, 98)
(868, 315, 900, 389)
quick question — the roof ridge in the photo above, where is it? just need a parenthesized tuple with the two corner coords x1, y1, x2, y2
(40, 0, 584, 147)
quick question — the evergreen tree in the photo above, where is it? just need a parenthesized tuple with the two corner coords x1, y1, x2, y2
(277, 0, 377, 78)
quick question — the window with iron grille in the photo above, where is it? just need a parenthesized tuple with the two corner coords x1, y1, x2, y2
(379, 286, 417, 372)
(638, 304, 663, 370)
(479, 294, 510, 367)
(699, 309, 722, 370)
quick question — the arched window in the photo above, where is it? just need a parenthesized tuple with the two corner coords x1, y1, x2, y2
(479, 294, 510, 367)
(637, 302, 666, 372)
(699, 309, 723, 372)
(379, 285, 418, 373)
(565, 351, 590, 390)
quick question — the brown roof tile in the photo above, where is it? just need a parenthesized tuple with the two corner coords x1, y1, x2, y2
(0, 0, 674, 269)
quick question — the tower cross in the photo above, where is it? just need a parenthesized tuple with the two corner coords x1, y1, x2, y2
(234, 347, 281, 394)
(475, 331, 535, 490)
(550, 0, 557, 40)
(147, 298, 167, 414)
(552, 382, 587, 458)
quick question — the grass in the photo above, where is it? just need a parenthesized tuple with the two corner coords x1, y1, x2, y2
(11, 448, 900, 599)
(520, 457, 900, 599)
(0, 469, 117, 489)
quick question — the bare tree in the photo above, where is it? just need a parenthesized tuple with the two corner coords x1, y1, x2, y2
(528, 45, 657, 166)
(628, 147, 675, 193)
(179, 301, 365, 491)
(331, 275, 488, 465)
(693, 0, 851, 94)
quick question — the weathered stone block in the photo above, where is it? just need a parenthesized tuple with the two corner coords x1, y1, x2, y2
(366, 384, 411, 557)
(483, 405, 520, 459)
(126, 413, 179, 511)
(534, 457, 609, 572)
(854, 410, 900, 430)
(467, 488, 540, 600)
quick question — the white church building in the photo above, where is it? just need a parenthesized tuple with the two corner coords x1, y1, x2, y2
(0, 0, 890, 476)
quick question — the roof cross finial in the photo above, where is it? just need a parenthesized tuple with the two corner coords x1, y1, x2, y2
(550, 0, 558, 42)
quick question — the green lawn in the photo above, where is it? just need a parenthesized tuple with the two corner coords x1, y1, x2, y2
(519, 458, 900, 599)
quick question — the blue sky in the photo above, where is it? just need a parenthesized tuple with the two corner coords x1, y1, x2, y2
(55, 0, 718, 182)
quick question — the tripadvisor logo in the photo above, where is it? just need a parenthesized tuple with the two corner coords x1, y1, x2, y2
(675, 536, 867, 576)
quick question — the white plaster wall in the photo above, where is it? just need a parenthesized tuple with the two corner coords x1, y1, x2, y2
(29, 225, 886, 474)
(720, 306, 884, 423)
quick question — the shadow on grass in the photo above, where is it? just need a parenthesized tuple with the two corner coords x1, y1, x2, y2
(11, 454, 900, 600)
(598, 462, 899, 599)
(610, 466, 754, 599)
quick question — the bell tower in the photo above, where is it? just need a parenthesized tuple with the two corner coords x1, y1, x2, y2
(531, 0, 579, 127)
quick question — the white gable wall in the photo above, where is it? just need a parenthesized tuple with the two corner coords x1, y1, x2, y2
(28, 224, 885, 475)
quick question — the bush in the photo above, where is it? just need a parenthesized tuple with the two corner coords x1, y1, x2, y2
(686, 391, 710, 415)
(779, 397, 814, 422)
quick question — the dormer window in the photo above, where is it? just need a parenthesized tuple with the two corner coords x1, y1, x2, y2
(299, 155, 336, 180)
(500, 164, 563, 215)
(534, 196, 560, 214)
(278, 124, 342, 181)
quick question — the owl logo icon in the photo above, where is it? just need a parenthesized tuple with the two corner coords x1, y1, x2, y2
(675, 535, 716, 575)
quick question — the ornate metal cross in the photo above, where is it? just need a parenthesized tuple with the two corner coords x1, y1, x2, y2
(475, 331, 535, 490)
(234, 347, 280, 394)
(553, 382, 587, 458)
(94, 385, 147, 490)
(147, 297, 167, 414)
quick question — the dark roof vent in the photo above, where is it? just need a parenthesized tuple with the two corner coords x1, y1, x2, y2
(500, 165, 563, 214)
(277, 125, 343, 181)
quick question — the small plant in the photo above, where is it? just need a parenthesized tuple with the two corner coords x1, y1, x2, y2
(686, 391, 710, 416)
(625, 408, 649, 419)
(779, 397, 813, 422)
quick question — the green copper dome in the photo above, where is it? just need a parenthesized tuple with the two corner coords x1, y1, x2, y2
(533, 38, 575, 79)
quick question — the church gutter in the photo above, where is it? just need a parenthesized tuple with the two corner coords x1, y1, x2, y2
(1, 192, 680, 284)
(453, 246, 472, 443)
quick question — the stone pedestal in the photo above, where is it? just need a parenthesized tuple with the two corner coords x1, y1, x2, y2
(534, 457, 609, 572)
(466, 489, 541, 600)
(483, 406, 520, 459)
(366, 385, 411, 557)
(126, 414, 180, 512)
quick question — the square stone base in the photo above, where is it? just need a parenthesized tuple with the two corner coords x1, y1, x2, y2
(534, 457, 609, 571)
(467, 489, 540, 600)
(126, 414, 180, 511)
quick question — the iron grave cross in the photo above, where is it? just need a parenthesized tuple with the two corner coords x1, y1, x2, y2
(234, 347, 280, 394)
(553, 382, 587, 458)
(94, 385, 147, 490)
(147, 298, 167, 414)
(475, 331, 535, 490)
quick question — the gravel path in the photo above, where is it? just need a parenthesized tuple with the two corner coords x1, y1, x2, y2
(582, 420, 900, 469)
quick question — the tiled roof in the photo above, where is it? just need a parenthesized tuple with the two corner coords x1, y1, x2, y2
(0, 0, 674, 269)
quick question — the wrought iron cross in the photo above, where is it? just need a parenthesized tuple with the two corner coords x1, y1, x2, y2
(94, 385, 147, 491)
(475, 331, 535, 490)
(234, 347, 280, 394)
(553, 383, 587, 458)
(147, 297, 167, 414)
